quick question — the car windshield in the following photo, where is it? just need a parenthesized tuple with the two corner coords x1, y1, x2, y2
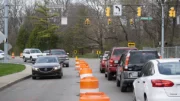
(36, 57, 58, 63)
(158, 62, 180, 75)
(129, 51, 159, 64)
(51, 50, 66, 55)
(30, 49, 41, 53)
(113, 49, 128, 56)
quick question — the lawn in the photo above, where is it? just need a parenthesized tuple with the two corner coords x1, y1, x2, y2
(0, 63, 25, 77)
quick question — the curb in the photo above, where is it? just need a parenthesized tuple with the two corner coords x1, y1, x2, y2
(0, 64, 32, 91)
(0, 75, 31, 91)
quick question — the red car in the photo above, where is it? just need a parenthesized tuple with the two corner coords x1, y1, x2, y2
(105, 47, 137, 80)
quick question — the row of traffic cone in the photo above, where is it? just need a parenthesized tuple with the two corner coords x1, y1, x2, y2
(11, 52, 23, 59)
(75, 57, 110, 101)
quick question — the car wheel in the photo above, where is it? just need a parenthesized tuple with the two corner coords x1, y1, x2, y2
(30, 57, 33, 62)
(23, 57, 26, 62)
(116, 79, 120, 87)
(144, 95, 148, 101)
(66, 64, 69, 67)
(107, 72, 112, 80)
(32, 76, 36, 80)
(100, 67, 104, 73)
(105, 73, 107, 78)
(120, 76, 127, 92)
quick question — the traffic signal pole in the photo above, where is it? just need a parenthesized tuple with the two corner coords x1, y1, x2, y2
(161, 0, 165, 58)
(4, 0, 9, 63)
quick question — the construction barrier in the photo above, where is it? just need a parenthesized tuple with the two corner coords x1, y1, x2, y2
(80, 68, 93, 79)
(80, 76, 99, 96)
(11, 52, 15, 59)
(80, 92, 110, 101)
(76, 63, 89, 71)
(20, 53, 23, 58)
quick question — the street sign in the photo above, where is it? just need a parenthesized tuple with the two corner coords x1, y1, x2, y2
(61, 17, 68, 25)
(140, 17, 153, 21)
(128, 42, 136, 47)
(74, 50, 78, 54)
(113, 5, 122, 16)
(0, 31, 6, 44)
(96, 50, 101, 55)
(177, 15, 180, 25)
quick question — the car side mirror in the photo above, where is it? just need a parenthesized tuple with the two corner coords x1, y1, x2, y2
(27, 52, 30, 54)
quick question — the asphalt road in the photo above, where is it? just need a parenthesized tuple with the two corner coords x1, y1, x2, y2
(0, 58, 133, 101)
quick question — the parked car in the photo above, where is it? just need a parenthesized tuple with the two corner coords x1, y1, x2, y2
(133, 58, 180, 101)
(32, 56, 63, 79)
(48, 49, 69, 67)
(105, 47, 137, 80)
(99, 53, 109, 73)
(23, 48, 43, 62)
(43, 50, 50, 56)
(117, 50, 161, 92)
(0, 50, 4, 59)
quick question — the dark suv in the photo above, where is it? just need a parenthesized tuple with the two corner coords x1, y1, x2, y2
(48, 49, 69, 67)
(116, 50, 161, 92)
(105, 47, 137, 80)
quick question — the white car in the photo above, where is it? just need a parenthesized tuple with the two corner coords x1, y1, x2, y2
(23, 48, 43, 62)
(0, 50, 4, 59)
(133, 58, 180, 101)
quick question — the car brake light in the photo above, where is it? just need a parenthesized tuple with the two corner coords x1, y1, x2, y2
(151, 79, 174, 87)
(125, 53, 130, 69)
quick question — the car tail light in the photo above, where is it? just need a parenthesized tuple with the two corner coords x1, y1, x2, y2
(151, 79, 174, 87)
(109, 59, 114, 67)
(124, 53, 130, 69)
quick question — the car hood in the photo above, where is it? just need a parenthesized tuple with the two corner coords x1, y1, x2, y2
(33, 63, 60, 68)
(31, 53, 43, 55)
(111, 55, 121, 60)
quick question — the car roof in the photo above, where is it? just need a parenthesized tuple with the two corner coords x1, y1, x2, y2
(50, 49, 65, 51)
(153, 58, 180, 63)
(24, 48, 40, 50)
(128, 50, 158, 52)
(113, 47, 137, 49)
(39, 56, 58, 58)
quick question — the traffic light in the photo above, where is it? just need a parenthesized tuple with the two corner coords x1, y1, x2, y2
(85, 18, 90, 25)
(169, 7, 176, 18)
(137, 7, 142, 17)
(108, 18, 112, 25)
(130, 19, 134, 25)
(105, 7, 110, 17)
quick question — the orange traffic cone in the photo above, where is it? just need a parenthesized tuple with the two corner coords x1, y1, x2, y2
(80, 92, 110, 101)
(80, 76, 99, 96)
(20, 53, 23, 58)
(79, 68, 93, 79)
(12, 52, 15, 59)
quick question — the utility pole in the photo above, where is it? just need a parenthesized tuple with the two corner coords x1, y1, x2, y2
(4, 0, 9, 63)
(161, 0, 165, 58)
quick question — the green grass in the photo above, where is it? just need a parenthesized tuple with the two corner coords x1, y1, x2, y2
(0, 63, 25, 77)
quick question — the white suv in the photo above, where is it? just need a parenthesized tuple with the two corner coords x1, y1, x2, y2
(23, 48, 43, 62)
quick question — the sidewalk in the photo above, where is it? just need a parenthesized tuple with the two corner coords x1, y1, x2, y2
(0, 64, 32, 91)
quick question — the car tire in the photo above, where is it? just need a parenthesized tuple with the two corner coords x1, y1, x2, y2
(105, 73, 107, 78)
(144, 95, 148, 101)
(23, 57, 26, 62)
(30, 57, 33, 62)
(100, 67, 104, 73)
(107, 72, 112, 80)
(120, 76, 127, 92)
(32, 76, 36, 80)
(66, 64, 69, 67)
(116, 79, 120, 87)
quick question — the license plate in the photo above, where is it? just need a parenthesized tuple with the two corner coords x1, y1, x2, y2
(114, 60, 118, 64)
(131, 72, 138, 77)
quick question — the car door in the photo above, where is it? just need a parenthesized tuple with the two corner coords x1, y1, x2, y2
(138, 62, 155, 101)
(117, 54, 125, 80)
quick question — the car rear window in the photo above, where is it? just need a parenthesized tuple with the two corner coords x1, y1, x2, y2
(30, 49, 41, 53)
(158, 62, 180, 75)
(129, 51, 159, 64)
(113, 49, 131, 56)
(51, 50, 66, 55)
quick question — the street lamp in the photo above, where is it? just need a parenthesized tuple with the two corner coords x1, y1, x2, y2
(161, 0, 165, 58)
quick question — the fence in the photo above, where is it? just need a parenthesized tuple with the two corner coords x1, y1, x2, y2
(143, 46, 180, 58)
